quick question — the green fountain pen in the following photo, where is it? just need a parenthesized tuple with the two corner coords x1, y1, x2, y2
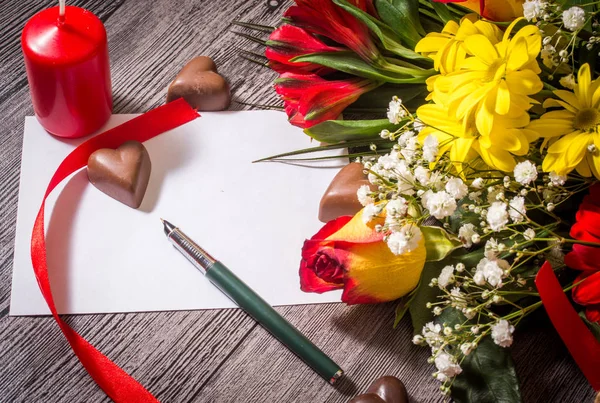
(161, 219, 343, 384)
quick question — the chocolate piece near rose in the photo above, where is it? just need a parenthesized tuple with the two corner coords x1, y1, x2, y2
(318, 162, 375, 223)
(87, 141, 152, 209)
(166, 56, 231, 111)
(349, 393, 386, 403)
(365, 376, 408, 403)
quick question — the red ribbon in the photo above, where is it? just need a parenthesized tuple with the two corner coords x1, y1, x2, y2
(535, 262, 600, 391)
(30, 99, 199, 402)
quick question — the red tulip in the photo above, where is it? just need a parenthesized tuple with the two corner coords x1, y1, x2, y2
(266, 25, 342, 74)
(275, 72, 379, 128)
(300, 211, 426, 304)
(565, 184, 600, 324)
(284, 0, 380, 63)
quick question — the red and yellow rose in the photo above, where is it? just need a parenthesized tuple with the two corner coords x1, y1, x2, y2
(300, 210, 426, 304)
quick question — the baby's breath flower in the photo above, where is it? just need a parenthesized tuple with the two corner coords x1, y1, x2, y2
(514, 160, 538, 185)
(387, 225, 422, 255)
(472, 177, 485, 189)
(422, 135, 439, 163)
(487, 202, 509, 232)
(445, 178, 468, 200)
(387, 96, 406, 124)
(559, 73, 576, 89)
(549, 171, 567, 186)
(562, 6, 586, 31)
(362, 203, 381, 224)
(357, 184, 373, 206)
(423, 190, 457, 219)
(524, 228, 536, 240)
(508, 196, 527, 223)
(458, 223, 477, 248)
(434, 352, 462, 379)
(491, 320, 515, 347)
(523, 0, 546, 21)
(438, 265, 455, 289)
(386, 197, 408, 217)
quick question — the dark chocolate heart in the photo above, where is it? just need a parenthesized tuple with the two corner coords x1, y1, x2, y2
(349, 393, 386, 403)
(87, 141, 152, 209)
(166, 56, 231, 111)
(318, 162, 374, 223)
(365, 376, 408, 403)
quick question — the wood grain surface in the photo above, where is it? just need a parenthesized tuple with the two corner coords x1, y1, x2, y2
(0, 1, 596, 402)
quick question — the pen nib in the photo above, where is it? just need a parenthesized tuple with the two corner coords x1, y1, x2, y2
(161, 218, 176, 237)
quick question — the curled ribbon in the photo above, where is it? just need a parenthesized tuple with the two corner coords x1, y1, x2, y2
(535, 262, 600, 391)
(30, 98, 199, 402)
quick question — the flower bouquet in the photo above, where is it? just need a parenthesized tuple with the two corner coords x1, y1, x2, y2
(237, 0, 600, 400)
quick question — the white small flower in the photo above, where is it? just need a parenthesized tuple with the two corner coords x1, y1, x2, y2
(559, 73, 576, 89)
(472, 177, 484, 189)
(386, 198, 408, 217)
(467, 192, 481, 204)
(387, 96, 406, 124)
(401, 136, 419, 163)
(491, 320, 515, 347)
(422, 135, 439, 163)
(445, 178, 468, 200)
(423, 190, 457, 219)
(458, 223, 477, 248)
(380, 129, 391, 139)
(476, 257, 508, 288)
(362, 203, 381, 223)
(387, 225, 422, 255)
(433, 306, 443, 315)
(357, 184, 373, 206)
(487, 202, 509, 232)
(397, 131, 415, 147)
(435, 352, 463, 378)
(414, 166, 430, 185)
(438, 265, 455, 289)
(460, 343, 474, 356)
(412, 335, 424, 345)
(523, 0, 546, 21)
(524, 228, 536, 241)
(508, 196, 527, 223)
(514, 160, 538, 185)
(563, 6, 586, 31)
(473, 270, 486, 285)
(549, 171, 567, 186)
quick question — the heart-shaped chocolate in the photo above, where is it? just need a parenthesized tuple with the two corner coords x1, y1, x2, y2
(87, 141, 152, 209)
(350, 376, 408, 403)
(318, 162, 375, 223)
(166, 56, 231, 111)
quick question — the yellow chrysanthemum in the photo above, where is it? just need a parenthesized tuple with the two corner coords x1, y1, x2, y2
(433, 18, 543, 137)
(418, 103, 538, 173)
(528, 64, 600, 178)
(415, 15, 502, 75)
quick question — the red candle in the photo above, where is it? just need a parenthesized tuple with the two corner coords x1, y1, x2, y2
(22, 5, 112, 138)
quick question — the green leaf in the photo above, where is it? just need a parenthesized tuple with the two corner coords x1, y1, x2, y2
(422, 226, 461, 262)
(579, 311, 600, 342)
(332, 0, 430, 62)
(437, 309, 522, 403)
(304, 119, 405, 143)
(430, 1, 457, 24)
(375, 0, 424, 48)
(393, 292, 414, 328)
(293, 52, 430, 83)
(409, 250, 484, 335)
(351, 83, 428, 111)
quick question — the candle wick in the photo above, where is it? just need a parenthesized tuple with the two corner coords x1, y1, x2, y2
(58, 0, 66, 17)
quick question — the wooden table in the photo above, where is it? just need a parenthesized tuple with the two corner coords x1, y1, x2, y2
(0, 1, 596, 402)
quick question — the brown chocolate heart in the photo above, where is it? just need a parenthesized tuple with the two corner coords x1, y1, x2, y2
(365, 376, 408, 403)
(318, 162, 375, 223)
(87, 141, 152, 209)
(166, 56, 231, 111)
(349, 393, 386, 403)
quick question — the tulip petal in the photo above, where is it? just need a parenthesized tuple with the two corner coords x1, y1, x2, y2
(573, 271, 600, 305)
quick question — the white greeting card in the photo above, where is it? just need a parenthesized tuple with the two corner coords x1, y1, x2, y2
(11, 111, 345, 315)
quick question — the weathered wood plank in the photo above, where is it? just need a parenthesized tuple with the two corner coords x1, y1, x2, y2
(0, 0, 596, 402)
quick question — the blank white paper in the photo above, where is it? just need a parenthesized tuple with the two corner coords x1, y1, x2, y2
(10, 111, 345, 315)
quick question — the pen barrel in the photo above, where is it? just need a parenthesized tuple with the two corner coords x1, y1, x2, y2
(206, 261, 342, 384)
